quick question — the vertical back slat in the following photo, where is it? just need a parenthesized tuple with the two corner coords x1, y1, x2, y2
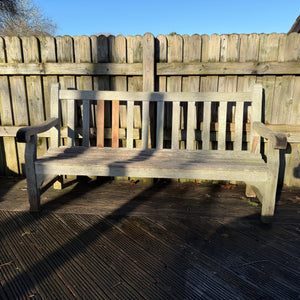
(112, 100, 119, 148)
(67, 100, 75, 147)
(156, 101, 164, 149)
(127, 100, 134, 148)
(82, 100, 90, 147)
(218, 102, 227, 150)
(141, 101, 149, 149)
(186, 101, 195, 150)
(250, 84, 263, 153)
(96, 100, 105, 148)
(172, 101, 180, 150)
(234, 101, 244, 150)
(50, 83, 60, 147)
(202, 102, 211, 150)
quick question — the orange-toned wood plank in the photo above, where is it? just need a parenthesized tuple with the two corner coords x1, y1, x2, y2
(96, 100, 105, 147)
(112, 100, 119, 148)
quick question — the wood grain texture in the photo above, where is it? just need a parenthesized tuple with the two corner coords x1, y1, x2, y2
(0, 37, 19, 174)
(5, 36, 28, 174)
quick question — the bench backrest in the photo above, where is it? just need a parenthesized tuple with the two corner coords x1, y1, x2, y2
(50, 83, 262, 152)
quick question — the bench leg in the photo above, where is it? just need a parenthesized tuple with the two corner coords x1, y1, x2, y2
(25, 136, 41, 212)
(53, 175, 64, 190)
(246, 182, 276, 223)
(260, 182, 277, 223)
(245, 185, 256, 198)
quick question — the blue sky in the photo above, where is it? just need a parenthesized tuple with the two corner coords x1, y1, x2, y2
(35, 0, 299, 37)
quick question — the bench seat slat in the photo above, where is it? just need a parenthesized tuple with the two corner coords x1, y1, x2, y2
(36, 147, 268, 182)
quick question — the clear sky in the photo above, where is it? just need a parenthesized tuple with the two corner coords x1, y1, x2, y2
(34, 0, 299, 37)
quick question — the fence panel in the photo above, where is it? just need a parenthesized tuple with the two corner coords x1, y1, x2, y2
(0, 33, 299, 186)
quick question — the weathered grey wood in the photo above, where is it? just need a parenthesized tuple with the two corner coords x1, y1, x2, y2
(127, 35, 143, 148)
(17, 80, 287, 221)
(82, 100, 90, 147)
(217, 102, 227, 150)
(0, 38, 19, 174)
(142, 101, 150, 149)
(156, 101, 164, 149)
(186, 102, 195, 150)
(39, 36, 57, 120)
(22, 36, 48, 158)
(167, 34, 183, 150)
(59, 89, 253, 102)
(0, 61, 299, 75)
(142, 33, 155, 149)
(253, 122, 287, 149)
(250, 84, 263, 152)
(234, 102, 244, 150)
(16, 118, 59, 143)
(5, 36, 28, 173)
(171, 101, 180, 150)
(126, 101, 134, 148)
(24, 135, 40, 211)
(67, 100, 75, 147)
(50, 83, 61, 147)
(202, 102, 211, 150)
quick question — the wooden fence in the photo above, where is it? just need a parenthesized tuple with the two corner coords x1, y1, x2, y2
(0, 33, 299, 186)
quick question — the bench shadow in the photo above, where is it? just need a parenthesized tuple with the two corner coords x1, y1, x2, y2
(2, 178, 255, 298)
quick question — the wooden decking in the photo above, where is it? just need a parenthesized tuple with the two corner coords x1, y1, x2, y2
(0, 177, 299, 299)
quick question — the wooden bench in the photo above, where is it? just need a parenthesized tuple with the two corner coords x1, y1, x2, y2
(17, 83, 287, 222)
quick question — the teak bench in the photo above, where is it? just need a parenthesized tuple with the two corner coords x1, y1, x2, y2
(17, 83, 287, 222)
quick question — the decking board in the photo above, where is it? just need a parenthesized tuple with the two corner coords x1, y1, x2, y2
(0, 178, 299, 299)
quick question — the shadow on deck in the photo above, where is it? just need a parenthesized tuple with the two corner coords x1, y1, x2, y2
(0, 177, 299, 299)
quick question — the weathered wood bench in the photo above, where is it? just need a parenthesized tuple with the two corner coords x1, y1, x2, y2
(17, 83, 287, 222)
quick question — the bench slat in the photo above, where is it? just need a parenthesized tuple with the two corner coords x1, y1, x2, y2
(202, 102, 211, 150)
(142, 101, 149, 149)
(50, 83, 60, 147)
(82, 100, 90, 147)
(172, 102, 180, 150)
(67, 100, 75, 147)
(112, 100, 119, 148)
(234, 101, 244, 150)
(96, 100, 105, 147)
(127, 101, 134, 148)
(156, 101, 164, 149)
(36, 148, 268, 182)
(186, 101, 195, 150)
(218, 102, 227, 150)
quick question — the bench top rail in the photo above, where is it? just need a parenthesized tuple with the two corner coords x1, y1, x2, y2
(59, 89, 256, 103)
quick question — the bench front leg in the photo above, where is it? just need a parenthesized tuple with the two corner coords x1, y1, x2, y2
(24, 135, 41, 212)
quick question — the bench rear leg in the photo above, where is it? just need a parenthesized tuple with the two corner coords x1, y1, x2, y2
(53, 175, 64, 190)
(245, 185, 256, 198)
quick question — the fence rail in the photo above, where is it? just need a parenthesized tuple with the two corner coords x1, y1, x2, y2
(0, 33, 299, 186)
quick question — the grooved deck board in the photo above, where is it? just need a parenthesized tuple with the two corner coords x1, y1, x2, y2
(0, 177, 299, 299)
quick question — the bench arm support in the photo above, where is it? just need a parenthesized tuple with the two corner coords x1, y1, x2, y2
(16, 118, 59, 143)
(253, 122, 287, 149)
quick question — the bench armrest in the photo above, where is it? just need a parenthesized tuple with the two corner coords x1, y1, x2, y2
(16, 118, 59, 143)
(253, 121, 287, 149)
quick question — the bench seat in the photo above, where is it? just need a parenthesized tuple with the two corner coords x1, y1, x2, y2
(36, 147, 268, 182)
